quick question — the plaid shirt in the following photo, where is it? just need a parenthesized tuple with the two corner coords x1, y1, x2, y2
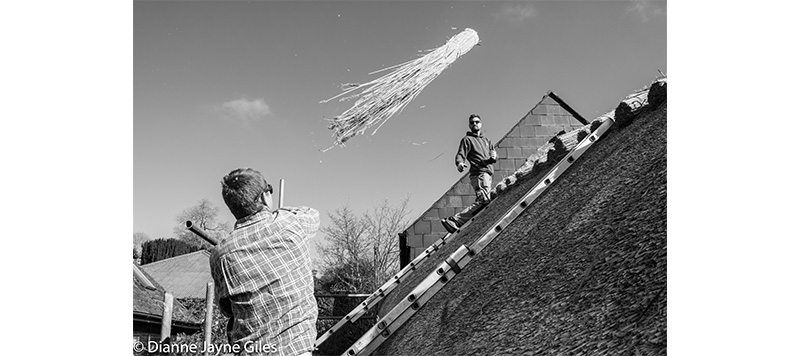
(210, 207, 320, 356)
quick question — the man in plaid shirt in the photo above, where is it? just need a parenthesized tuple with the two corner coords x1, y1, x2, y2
(210, 168, 320, 356)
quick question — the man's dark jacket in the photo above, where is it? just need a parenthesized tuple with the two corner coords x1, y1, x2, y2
(455, 131, 496, 175)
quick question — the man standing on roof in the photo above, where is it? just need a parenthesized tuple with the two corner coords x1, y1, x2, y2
(441, 113, 498, 234)
(209, 168, 320, 356)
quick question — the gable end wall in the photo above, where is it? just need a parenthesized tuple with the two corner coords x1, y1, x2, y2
(401, 93, 586, 263)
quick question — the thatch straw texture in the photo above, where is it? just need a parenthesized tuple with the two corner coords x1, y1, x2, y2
(615, 89, 649, 128)
(320, 28, 480, 151)
(376, 90, 668, 356)
(648, 78, 667, 108)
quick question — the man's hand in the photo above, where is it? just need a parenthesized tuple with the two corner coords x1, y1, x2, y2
(490, 149, 498, 161)
(457, 162, 468, 172)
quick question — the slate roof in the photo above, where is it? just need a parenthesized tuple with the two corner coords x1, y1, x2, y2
(140, 250, 213, 299)
(375, 78, 667, 355)
(133, 263, 201, 326)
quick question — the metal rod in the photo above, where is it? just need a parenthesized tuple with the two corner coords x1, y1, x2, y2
(278, 179, 284, 208)
(186, 220, 219, 246)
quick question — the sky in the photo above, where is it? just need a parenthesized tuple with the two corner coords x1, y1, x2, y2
(133, 0, 667, 266)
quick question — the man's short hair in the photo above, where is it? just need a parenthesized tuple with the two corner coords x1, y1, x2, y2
(221, 168, 272, 220)
(468, 113, 481, 121)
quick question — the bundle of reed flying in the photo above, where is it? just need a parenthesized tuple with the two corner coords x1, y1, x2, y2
(320, 28, 480, 151)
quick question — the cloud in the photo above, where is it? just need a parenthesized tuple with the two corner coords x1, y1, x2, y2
(217, 97, 272, 121)
(494, 3, 537, 23)
(626, 0, 665, 22)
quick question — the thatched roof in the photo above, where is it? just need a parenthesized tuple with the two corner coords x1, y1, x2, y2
(374, 79, 667, 355)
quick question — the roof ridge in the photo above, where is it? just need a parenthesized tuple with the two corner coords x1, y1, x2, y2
(140, 249, 210, 267)
(489, 76, 667, 199)
(546, 91, 589, 125)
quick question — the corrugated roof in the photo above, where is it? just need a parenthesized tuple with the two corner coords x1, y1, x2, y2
(375, 78, 667, 355)
(139, 250, 213, 299)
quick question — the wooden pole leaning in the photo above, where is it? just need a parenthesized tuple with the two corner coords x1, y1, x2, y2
(342, 117, 617, 356)
(161, 292, 174, 343)
(203, 282, 215, 356)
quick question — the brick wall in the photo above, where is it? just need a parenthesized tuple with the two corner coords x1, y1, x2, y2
(401, 92, 587, 263)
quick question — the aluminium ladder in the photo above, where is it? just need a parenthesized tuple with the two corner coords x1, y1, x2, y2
(342, 116, 616, 356)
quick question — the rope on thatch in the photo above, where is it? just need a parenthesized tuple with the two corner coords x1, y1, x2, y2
(320, 28, 480, 151)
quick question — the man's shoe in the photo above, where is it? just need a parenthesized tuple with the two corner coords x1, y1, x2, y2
(441, 218, 459, 234)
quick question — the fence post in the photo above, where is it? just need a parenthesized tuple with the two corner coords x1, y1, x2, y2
(204, 282, 215, 356)
(161, 292, 174, 342)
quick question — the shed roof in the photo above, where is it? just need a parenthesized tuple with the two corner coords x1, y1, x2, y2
(140, 250, 213, 299)
(133, 263, 201, 326)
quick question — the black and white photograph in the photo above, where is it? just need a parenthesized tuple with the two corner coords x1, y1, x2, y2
(7, 1, 800, 356)
(132, 1, 666, 355)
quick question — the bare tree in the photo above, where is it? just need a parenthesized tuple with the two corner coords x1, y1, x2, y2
(363, 197, 412, 289)
(317, 196, 412, 293)
(173, 199, 232, 249)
